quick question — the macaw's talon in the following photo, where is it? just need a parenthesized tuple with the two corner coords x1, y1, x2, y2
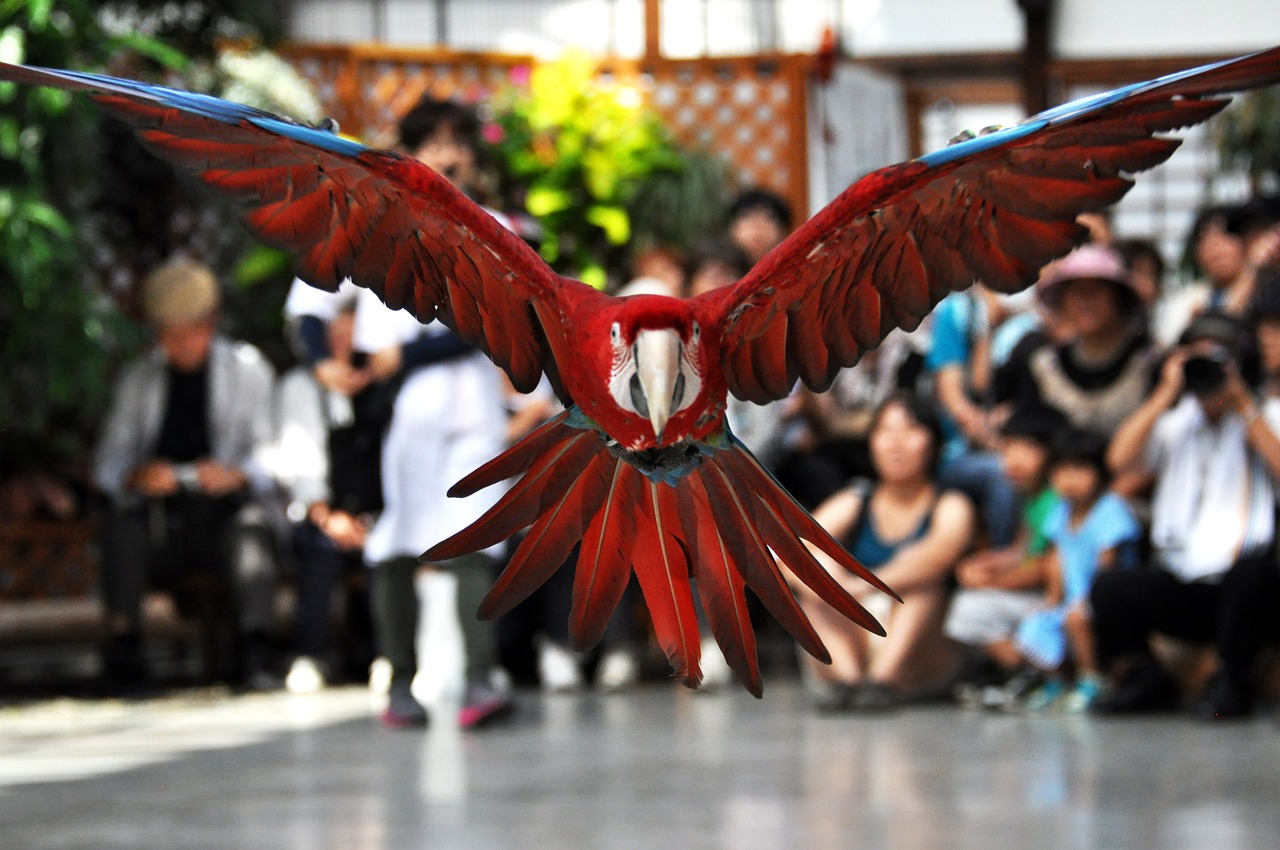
(604, 439, 708, 485)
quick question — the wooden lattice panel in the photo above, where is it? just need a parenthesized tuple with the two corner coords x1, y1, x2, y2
(284, 46, 531, 148)
(285, 45, 363, 137)
(283, 45, 812, 220)
(0, 521, 98, 602)
(645, 56, 809, 220)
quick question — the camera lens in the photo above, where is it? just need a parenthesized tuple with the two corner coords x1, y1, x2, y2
(1182, 345, 1229, 394)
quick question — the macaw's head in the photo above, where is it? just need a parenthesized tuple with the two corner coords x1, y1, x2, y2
(574, 295, 723, 451)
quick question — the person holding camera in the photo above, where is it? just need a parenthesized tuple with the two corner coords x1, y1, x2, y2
(1095, 311, 1280, 719)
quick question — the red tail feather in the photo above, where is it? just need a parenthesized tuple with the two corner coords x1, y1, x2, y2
(477, 451, 616, 619)
(631, 478, 702, 688)
(721, 453, 885, 635)
(677, 477, 762, 697)
(425, 428, 602, 562)
(447, 410, 574, 498)
(698, 462, 832, 665)
(568, 460, 637, 650)
(726, 447, 900, 602)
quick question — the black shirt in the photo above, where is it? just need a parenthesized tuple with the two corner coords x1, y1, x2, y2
(155, 365, 211, 463)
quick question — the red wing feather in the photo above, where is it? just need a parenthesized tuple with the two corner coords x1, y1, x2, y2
(710, 46, 1280, 403)
(0, 63, 599, 397)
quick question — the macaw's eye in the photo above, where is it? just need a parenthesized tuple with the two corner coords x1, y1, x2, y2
(691, 322, 701, 341)
(610, 322, 621, 343)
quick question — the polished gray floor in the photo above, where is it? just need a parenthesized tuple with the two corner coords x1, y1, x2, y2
(2, 683, 1278, 850)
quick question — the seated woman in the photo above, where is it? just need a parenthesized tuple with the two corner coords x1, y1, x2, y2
(789, 393, 975, 712)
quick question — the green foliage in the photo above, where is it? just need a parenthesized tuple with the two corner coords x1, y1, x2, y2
(484, 51, 728, 288)
(0, 2, 302, 488)
(1216, 86, 1280, 192)
(0, 1, 160, 476)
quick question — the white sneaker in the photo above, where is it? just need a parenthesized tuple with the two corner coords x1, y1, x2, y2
(699, 636, 734, 690)
(286, 656, 326, 694)
(539, 640, 584, 692)
(596, 648, 639, 691)
(368, 656, 393, 695)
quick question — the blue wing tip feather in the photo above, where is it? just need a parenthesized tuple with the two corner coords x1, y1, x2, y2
(1, 61, 366, 158)
(914, 46, 1280, 170)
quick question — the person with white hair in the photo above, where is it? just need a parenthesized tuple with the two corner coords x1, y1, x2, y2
(94, 259, 279, 689)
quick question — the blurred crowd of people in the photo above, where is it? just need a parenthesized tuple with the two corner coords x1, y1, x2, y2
(88, 91, 1280, 727)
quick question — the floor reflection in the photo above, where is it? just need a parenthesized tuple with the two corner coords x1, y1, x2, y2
(2, 684, 1278, 850)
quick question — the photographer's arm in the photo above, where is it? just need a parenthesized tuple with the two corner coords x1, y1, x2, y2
(1107, 352, 1184, 474)
(1224, 370, 1280, 480)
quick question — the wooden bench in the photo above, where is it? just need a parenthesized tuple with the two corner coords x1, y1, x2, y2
(0, 519, 213, 682)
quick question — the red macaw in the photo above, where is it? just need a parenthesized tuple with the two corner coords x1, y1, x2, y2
(3, 48, 1279, 695)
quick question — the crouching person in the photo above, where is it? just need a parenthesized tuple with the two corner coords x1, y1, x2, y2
(94, 259, 280, 689)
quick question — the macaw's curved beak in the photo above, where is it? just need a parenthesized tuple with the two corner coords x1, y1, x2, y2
(633, 328, 682, 441)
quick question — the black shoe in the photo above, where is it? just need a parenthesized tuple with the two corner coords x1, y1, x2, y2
(980, 667, 1044, 712)
(1192, 673, 1253, 722)
(810, 682, 858, 713)
(100, 633, 147, 694)
(236, 632, 282, 691)
(851, 681, 902, 713)
(1092, 663, 1180, 716)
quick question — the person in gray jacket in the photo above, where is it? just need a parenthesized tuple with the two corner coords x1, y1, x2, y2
(94, 259, 279, 688)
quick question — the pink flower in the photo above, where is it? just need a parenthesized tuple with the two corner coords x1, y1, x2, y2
(509, 65, 532, 86)
(481, 123, 506, 144)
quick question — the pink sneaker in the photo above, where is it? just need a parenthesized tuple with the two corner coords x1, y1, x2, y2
(458, 685, 515, 729)
(380, 681, 428, 729)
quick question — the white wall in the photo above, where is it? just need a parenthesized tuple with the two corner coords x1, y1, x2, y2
(1055, 0, 1280, 58)
(286, 0, 1279, 58)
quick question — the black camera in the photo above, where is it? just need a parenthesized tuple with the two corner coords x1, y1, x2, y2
(1182, 343, 1232, 395)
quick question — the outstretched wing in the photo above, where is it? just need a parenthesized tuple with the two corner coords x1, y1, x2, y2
(712, 46, 1280, 404)
(0, 62, 597, 395)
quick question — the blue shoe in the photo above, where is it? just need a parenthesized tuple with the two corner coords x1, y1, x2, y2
(1025, 679, 1067, 711)
(1064, 675, 1105, 713)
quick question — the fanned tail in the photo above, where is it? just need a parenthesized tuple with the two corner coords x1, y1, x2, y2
(427, 413, 896, 695)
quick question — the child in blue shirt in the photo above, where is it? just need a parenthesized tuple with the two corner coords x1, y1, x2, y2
(1016, 428, 1141, 711)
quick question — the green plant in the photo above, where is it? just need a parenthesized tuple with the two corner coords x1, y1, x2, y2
(0, 1, 160, 489)
(0, 2, 309, 512)
(484, 50, 728, 289)
(1216, 86, 1280, 192)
